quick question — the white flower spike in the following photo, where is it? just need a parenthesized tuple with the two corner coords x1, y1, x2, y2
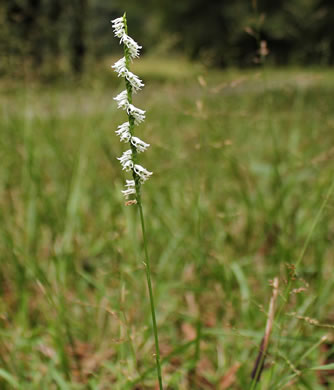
(111, 16, 163, 389)
(112, 14, 152, 201)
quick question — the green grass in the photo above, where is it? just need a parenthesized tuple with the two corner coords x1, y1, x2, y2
(1, 59, 334, 389)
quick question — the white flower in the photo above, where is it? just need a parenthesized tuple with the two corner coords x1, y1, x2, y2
(115, 122, 131, 142)
(112, 57, 127, 77)
(134, 164, 152, 182)
(131, 136, 150, 153)
(111, 17, 125, 38)
(114, 90, 129, 110)
(125, 70, 144, 91)
(117, 149, 133, 171)
(112, 16, 123, 24)
(120, 34, 142, 58)
(112, 60, 144, 92)
(122, 160, 133, 171)
(127, 104, 146, 125)
(121, 179, 136, 198)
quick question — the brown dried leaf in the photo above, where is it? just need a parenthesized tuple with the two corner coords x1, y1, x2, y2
(181, 322, 197, 341)
(219, 362, 241, 390)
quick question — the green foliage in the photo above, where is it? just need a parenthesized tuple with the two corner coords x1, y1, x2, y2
(1, 64, 334, 388)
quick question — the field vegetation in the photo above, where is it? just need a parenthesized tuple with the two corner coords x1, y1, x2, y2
(1, 58, 334, 389)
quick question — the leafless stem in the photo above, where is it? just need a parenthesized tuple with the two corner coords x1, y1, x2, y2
(251, 277, 279, 383)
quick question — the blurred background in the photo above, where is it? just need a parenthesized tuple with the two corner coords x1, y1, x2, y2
(1, 0, 334, 78)
(2, 1, 334, 389)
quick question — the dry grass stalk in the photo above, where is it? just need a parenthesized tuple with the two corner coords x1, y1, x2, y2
(251, 277, 279, 382)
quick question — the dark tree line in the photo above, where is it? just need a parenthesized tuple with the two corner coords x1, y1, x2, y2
(1, 0, 334, 77)
(153, 0, 334, 66)
(1, 0, 88, 76)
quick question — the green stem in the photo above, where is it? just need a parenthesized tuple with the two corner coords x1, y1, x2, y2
(137, 199, 163, 390)
(249, 346, 264, 390)
(121, 13, 163, 389)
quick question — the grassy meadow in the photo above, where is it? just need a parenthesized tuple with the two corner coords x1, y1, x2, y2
(1, 58, 334, 389)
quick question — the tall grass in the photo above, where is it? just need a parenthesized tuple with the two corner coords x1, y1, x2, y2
(1, 64, 334, 389)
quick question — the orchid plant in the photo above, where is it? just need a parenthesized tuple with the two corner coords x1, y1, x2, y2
(111, 14, 163, 389)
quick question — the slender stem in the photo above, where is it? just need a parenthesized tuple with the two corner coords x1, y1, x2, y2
(137, 199, 163, 390)
(120, 13, 163, 388)
(249, 278, 279, 390)
(194, 319, 202, 363)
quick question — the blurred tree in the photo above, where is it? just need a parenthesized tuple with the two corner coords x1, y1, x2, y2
(257, 0, 320, 64)
(6, 0, 45, 67)
(70, 0, 88, 73)
(46, 0, 63, 60)
(152, 0, 256, 66)
(154, 0, 329, 66)
(315, 0, 334, 64)
(1, 0, 334, 77)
